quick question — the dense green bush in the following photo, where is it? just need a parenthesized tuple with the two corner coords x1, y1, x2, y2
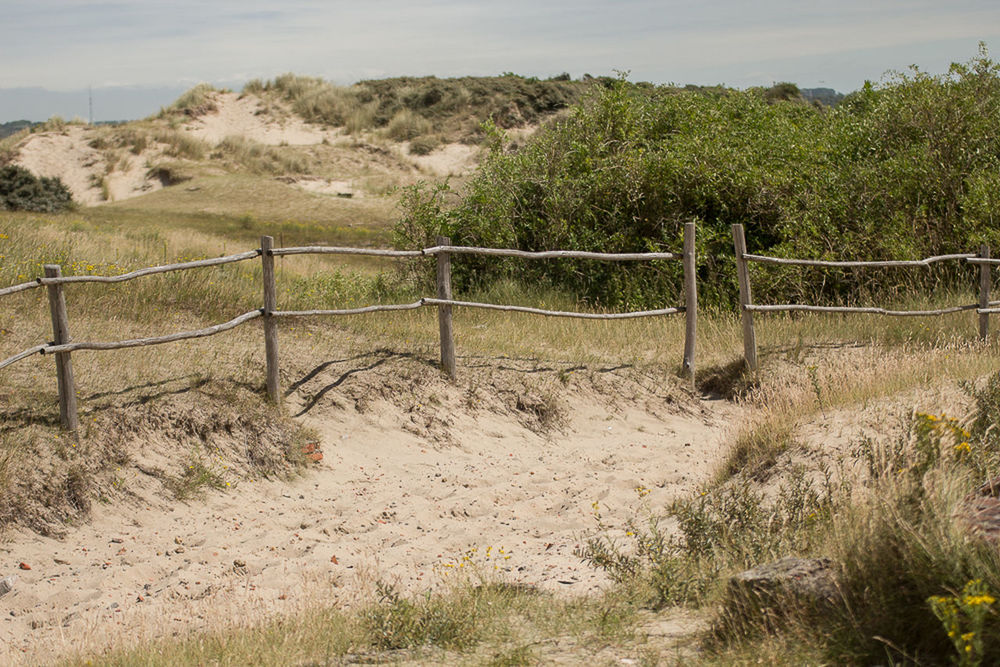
(397, 47, 1000, 309)
(0, 165, 73, 213)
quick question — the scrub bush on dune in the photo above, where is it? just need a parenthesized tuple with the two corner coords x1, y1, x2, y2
(0, 165, 73, 213)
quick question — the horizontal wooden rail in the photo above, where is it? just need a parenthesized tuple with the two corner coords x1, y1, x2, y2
(270, 245, 682, 261)
(979, 307, 1000, 315)
(41, 310, 262, 355)
(4, 246, 681, 299)
(423, 246, 682, 261)
(968, 257, 1000, 266)
(37, 250, 262, 286)
(0, 294, 683, 366)
(743, 252, 976, 268)
(0, 251, 262, 298)
(273, 301, 426, 317)
(0, 280, 43, 298)
(272, 298, 686, 320)
(745, 303, 979, 317)
(423, 297, 683, 319)
(0, 344, 49, 371)
(271, 246, 424, 258)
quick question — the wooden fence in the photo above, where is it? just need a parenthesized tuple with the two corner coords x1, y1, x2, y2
(0, 223, 697, 435)
(732, 223, 997, 371)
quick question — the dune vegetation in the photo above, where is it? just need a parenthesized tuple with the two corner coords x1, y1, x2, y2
(399, 46, 1000, 310)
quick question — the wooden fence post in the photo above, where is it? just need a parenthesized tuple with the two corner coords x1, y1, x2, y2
(732, 224, 758, 371)
(44, 265, 78, 434)
(682, 222, 697, 384)
(436, 235, 457, 379)
(261, 236, 281, 404)
(980, 244, 991, 341)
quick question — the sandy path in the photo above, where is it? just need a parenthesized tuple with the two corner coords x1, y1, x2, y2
(0, 379, 734, 662)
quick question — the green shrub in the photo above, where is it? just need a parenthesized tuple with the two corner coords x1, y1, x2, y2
(361, 581, 502, 650)
(0, 165, 73, 212)
(763, 81, 804, 103)
(396, 47, 1000, 309)
(579, 472, 833, 610)
(396, 77, 823, 308)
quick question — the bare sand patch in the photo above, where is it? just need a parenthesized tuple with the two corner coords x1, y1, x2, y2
(409, 142, 481, 177)
(183, 92, 339, 146)
(13, 127, 167, 205)
(14, 127, 104, 206)
(280, 176, 360, 198)
(0, 358, 732, 663)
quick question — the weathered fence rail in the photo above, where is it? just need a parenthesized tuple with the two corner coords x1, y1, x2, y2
(0, 251, 263, 297)
(742, 252, 977, 268)
(421, 298, 684, 318)
(732, 223, 993, 371)
(1, 224, 697, 434)
(41, 310, 264, 354)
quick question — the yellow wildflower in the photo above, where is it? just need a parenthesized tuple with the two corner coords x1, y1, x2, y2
(963, 594, 995, 606)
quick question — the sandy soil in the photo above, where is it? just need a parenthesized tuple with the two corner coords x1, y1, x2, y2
(182, 92, 338, 147)
(281, 176, 360, 198)
(0, 361, 735, 663)
(13, 126, 167, 206)
(12, 127, 104, 204)
(408, 142, 481, 177)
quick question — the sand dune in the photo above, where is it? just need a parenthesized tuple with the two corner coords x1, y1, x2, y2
(9, 90, 488, 209)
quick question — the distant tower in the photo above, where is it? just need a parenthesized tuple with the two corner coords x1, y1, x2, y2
(89, 86, 93, 125)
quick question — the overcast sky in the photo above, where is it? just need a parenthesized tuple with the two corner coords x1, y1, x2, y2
(2, 1, 999, 121)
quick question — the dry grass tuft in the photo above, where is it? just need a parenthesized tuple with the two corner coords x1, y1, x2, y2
(211, 135, 311, 175)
